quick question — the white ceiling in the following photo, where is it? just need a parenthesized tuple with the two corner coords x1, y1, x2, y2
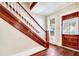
(31, 2, 73, 16)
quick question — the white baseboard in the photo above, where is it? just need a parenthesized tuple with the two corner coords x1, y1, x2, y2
(62, 46, 79, 52)
(12, 46, 46, 56)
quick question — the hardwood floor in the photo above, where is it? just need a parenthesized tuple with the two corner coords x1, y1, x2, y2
(32, 44, 79, 56)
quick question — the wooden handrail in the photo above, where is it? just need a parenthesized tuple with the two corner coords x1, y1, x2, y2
(17, 2, 46, 32)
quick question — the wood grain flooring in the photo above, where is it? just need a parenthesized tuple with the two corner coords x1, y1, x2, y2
(32, 44, 79, 56)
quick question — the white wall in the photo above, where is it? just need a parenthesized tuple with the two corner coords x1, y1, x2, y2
(31, 13, 46, 30)
(0, 18, 45, 56)
(47, 2, 79, 46)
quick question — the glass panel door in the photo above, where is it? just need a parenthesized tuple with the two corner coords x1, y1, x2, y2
(63, 17, 78, 35)
(50, 18, 55, 37)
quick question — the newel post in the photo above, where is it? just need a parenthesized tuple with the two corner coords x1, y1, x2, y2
(45, 31, 49, 48)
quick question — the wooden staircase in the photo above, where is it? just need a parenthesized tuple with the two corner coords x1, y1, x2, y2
(0, 2, 49, 48)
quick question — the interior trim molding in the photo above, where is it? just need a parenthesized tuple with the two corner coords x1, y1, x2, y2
(62, 12, 79, 21)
